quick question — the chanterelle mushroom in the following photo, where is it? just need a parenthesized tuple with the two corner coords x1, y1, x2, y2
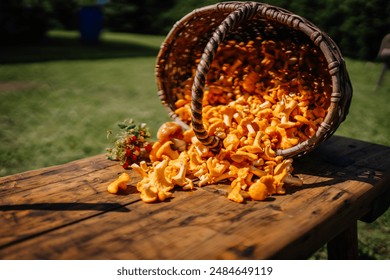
(136, 159, 174, 203)
(220, 106, 236, 127)
(107, 173, 130, 194)
(157, 122, 183, 143)
(155, 141, 180, 160)
(170, 154, 194, 190)
(248, 180, 269, 201)
(223, 131, 241, 151)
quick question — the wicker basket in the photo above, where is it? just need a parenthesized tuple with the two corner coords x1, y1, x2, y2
(156, 1, 352, 158)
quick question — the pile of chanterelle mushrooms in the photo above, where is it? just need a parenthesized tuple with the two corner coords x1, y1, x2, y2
(108, 36, 331, 203)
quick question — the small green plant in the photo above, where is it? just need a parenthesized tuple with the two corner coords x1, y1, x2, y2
(106, 119, 153, 169)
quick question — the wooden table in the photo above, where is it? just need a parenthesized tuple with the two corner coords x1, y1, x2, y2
(0, 135, 389, 260)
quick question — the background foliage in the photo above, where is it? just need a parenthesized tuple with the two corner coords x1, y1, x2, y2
(1, 0, 389, 59)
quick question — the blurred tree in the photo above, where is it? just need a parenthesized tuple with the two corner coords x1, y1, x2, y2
(0, 0, 50, 44)
(333, 0, 390, 60)
(271, 0, 390, 60)
(51, 0, 79, 30)
(104, 0, 175, 34)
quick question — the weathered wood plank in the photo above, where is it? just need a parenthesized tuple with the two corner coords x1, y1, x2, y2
(0, 155, 114, 194)
(0, 173, 383, 260)
(0, 155, 141, 247)
(0, 136, 389, 260)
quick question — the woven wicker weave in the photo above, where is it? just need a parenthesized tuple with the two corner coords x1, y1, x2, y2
(156, 1, 352, 157)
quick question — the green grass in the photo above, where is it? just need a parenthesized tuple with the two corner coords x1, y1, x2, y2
(0, 30, 171, 176)
(335, 59, 390, 146)
(0, 30, 389, 259)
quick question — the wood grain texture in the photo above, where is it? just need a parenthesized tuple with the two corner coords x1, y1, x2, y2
(0, 136, 389, 260)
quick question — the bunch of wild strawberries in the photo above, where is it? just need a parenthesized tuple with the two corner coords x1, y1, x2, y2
(106, 119, 153, 169)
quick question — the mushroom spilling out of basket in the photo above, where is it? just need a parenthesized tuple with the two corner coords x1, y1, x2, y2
(106, 2, 352, 203)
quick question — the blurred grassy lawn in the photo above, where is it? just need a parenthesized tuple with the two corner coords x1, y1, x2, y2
(0, 30, 389, 259)
(0, 30, 171, 176)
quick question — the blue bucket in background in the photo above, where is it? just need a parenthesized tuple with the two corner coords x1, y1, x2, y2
(79, 5, 103, 44)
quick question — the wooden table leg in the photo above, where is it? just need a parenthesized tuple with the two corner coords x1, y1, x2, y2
(327, 220, 358, 260)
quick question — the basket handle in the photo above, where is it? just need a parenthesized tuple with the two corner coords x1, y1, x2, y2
(191, 2, 258, 153)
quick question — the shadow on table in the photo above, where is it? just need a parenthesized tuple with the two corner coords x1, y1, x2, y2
(292, 135, 388, 187)
(290, 135, 390, 221)
(0, 202, 130, 212)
